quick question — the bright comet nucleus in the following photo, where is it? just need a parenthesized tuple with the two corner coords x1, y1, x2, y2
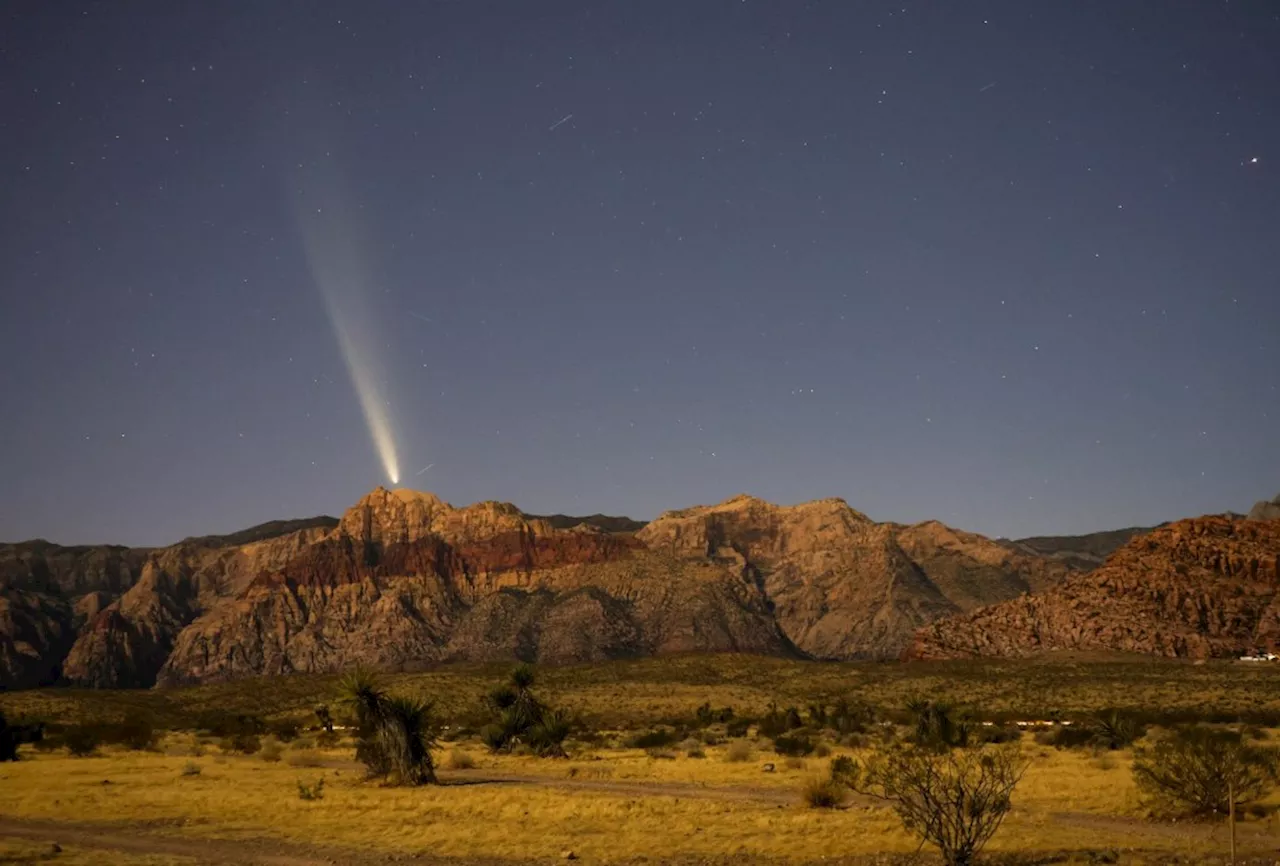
(294, 174, 402, 487)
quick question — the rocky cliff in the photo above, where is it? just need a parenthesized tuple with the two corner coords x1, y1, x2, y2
(1249, 493, 1280, 523)
(908, 516, 1280, 660)
(2, 487, 1113, 688)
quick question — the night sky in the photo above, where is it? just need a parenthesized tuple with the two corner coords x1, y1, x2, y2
(2, 1, 1277, 547)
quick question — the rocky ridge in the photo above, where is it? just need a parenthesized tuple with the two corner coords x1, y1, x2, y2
(2, 487, 1080, 688)
(908, 516, 1280, 660)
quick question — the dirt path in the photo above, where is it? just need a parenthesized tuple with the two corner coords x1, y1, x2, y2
(0, 816, 351, 864)
(1048, 810, 1280, 855)
(441, 768, 799, 805)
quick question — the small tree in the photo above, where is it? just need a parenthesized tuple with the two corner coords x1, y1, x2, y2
(1132, 726, 1278, 818)
(339, 668, 437, 785)
(848, 744, 1027, 866)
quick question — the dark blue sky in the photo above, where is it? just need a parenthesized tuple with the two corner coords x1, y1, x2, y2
(2, 1, 1277, 546)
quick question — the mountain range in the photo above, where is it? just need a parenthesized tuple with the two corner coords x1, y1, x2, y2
(2, 488, 1277, 690)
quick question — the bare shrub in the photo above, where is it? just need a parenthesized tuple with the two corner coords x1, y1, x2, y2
(803, 776, 846, 808)
(1132, 726, 1279, 818)
(180, 761, 202, 777)
(848, 744, 1027, 866)
(259, 740, 283, 762)
(724, 740, 753, 763)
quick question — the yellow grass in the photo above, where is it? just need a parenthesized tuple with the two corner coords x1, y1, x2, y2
(1, 736, 1277, 863)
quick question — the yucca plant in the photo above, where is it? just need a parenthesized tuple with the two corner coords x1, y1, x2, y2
(483, 664, 549, 753)
(338, 667, 437, 785)
(527, 708, 572, 758)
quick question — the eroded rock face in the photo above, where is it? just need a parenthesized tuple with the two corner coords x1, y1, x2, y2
(908, 516, 1280, 660)
(1249, 494, 1280, 522)
(3, 486, 1114, 688)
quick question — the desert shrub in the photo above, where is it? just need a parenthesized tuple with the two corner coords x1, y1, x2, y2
(0, 712, 44, 761)
(907, 700, 970, 751)
(843, 733, 870, 750)
(1131, 726, 1279, 818)
(694, 702, 734, 727)
(260, 740, 283, 762)
(725, 718, 752, 738)
(446, 748, 476, 770)
(803, 776, 846, 808)
(772, 733, 816, 757)
(758, 703, 804, 738)
(628, 729, 679, 749)
(268, 718, 301, 742)
(181, 761, 202, 777)
(220, 733, 262, 755)
(315, 729, 340, 749)
(848, 744, 1027, 866)
(1086, 710, 1146, 750)
(297, 777, 325, 800)
(286, 750, 324, 768)
(646, 747, 677, 760)
(830, 755, 856, 784)
(828, 698, 875, 735)
(314, 705, 334, 734)
(724, 740, 753, 763)
(784, 756, 807, 770)
(686, 746, 706, 759)
(110, 711, 159, 751)
(195, 711, 265, 738)
(340, 668, 437, 785)
(63, 725, 102, 757)
(814, 742, 832, 758)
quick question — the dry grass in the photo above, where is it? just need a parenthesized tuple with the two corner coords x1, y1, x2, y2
(446, 747, 476, 770)
(1, 734, 1277, 863)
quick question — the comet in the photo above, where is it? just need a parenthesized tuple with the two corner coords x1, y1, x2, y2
(294, 170, 402, 486)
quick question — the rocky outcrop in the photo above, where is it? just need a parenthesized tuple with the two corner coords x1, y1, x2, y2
(909, 516, 1280, 660)
(1249, 494, 1280, 523)
(157, 493, 793, 684)
(6, 486, 1152, 688)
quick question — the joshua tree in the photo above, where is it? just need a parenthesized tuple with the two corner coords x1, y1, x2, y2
(339, 668, 437, 785)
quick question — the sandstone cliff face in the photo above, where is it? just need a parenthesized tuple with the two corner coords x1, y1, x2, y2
(0, 542, 152, 687)
(909, 516, 1280, 660)
(634, 495, 1060, 660)
(3, 487, 1111, 688)
(157, 492, 793, 684)
(58, 524, 334, 688)
(1249, 494, 1280, 523)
